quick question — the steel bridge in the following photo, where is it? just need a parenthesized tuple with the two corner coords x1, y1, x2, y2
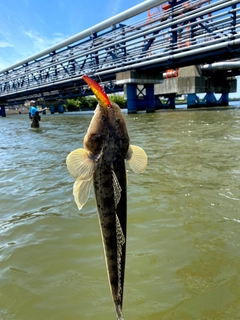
(0, 0, 240, 110)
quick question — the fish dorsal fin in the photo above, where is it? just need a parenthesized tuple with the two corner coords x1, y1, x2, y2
(115, 214, 125, 246)
(66, 148, 95, 180)
(112, 171, 122, 208)
(115, 214, 125, 300)
(73, 178, 92, 210)
(126, 145, 147, 174)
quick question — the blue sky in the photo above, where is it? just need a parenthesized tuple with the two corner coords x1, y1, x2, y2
(0, 0, 142, 70)
(0, 0, 239, 97)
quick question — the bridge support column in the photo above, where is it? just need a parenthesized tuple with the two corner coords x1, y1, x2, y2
(219, 93, 229, 106)
(187, 91, 230, 108)
(126, 83, 137, 113)
(204, 92, 217, 105)
(50, 105, 55, 114)
(168, 95, 176, 109)
(116, 70, 162, 113)
(41, 105, 46, 114)
(125, 83, 156, 113)
(155, 94, 176, 109)
(187, 94, 200, 107)
(0, 106, 6, 117)
(58, 105, 64, 113)
(146, 84, 155, 113)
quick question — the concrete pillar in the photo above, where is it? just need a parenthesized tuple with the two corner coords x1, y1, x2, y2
(126, 83, 137, 114)
(146, 84, 155, 113)
(0, 106, 6, 117)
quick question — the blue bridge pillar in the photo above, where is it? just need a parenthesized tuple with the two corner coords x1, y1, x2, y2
(0, 106, 6, 117)
(49, 105, 55, 114)
(146, 84, 155, 113)
(116, 70, 162, 113)
(58, 105, 64, 113)
(125, 83, 156, 113)
(205, 92, 217, 105)
(187, 94, 200, 107)
(41, 105, 46, 114)
(126, 83, 137, 113)
(168, 95, 176, 109)
(219, 92, 229, 106)
(187, 91, 230, 108)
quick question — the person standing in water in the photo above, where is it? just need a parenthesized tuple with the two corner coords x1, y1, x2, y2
(29, 100, 47, 128)
(29, 100, 46, 119)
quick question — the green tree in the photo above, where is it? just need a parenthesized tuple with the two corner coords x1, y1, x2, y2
(78, 96, 97, 110)
(109, 94, 126, 108)
(64, 98, 80, 111)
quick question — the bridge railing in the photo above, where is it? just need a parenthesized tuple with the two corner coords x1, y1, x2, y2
(0, 0, 240, 100)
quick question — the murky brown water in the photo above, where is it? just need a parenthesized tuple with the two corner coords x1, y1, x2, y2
(1, 107, 240, 320)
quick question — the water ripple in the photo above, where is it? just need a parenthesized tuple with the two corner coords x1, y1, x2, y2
(1, 110, 240, 319)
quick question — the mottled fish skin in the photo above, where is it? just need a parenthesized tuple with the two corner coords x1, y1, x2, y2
(94, 157, 126, 318)
(86, 102, 129, 319)
(66, 99, 147, 320)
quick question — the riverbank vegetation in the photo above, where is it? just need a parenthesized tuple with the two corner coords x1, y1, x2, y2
(63, 94, 127, 111)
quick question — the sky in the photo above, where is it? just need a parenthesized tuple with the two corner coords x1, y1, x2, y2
(0, 0, 142, 70)
(0, 0, 239, 97)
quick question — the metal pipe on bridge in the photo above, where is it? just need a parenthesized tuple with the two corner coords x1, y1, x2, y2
(101, 38, 240, 76)
(202, 61, 240, 70)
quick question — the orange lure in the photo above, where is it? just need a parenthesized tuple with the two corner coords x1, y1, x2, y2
(82, 75, 112, 109)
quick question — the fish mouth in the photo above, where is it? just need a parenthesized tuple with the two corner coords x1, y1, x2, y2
(82, 75, 112, 109)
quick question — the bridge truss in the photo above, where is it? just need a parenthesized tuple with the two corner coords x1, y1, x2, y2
(0, 0, 240, 104)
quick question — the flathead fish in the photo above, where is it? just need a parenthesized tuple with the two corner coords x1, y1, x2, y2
(66, 76, 147, 320)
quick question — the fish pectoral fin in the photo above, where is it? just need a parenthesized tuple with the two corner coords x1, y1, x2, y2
(73, 178, 92, 210)
(66, 148, 95, 180)
(112, 171, 122, 208)
(126, 145, 147, 174)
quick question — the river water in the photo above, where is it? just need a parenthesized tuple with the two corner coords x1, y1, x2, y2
(1, 106, 240, 320)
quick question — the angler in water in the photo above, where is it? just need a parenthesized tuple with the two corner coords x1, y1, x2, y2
(66, 75, 147, 320)
(29, 100, 47, 128)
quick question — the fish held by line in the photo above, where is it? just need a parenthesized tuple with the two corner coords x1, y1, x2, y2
(66, 75, 147, 320)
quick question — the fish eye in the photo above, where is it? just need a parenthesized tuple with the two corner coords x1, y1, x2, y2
(102, 115, 107, 122)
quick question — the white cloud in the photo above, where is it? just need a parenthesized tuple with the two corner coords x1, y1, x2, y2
(23, 30, 67, 53)
(0, 40, 14, 48)
(0, 30, 68, 71)
(111, 0, 122, 16)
